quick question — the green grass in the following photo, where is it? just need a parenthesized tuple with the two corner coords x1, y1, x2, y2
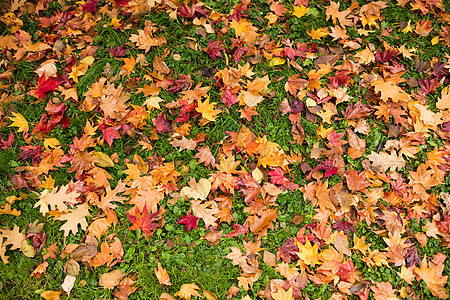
(1, 0, 450, 299)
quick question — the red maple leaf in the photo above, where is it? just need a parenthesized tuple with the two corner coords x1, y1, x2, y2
(231, 46, 248, 64)
(101, 125, 122, 147)
(204, 40, 225, 61)
(82, 0, 99, 12)
(32, 102, 70, 135)
(314, 159, 338, 177)
(177, 213, 200, 232)
(0, 131, 15, 150)
(35, 74, 62, 100)
(127, 204, 161, 239)
(268, 167, 286, 185)
(153, 114, 172, 133)
(221, 88, 239, 107)
(18, 145, 41, 164)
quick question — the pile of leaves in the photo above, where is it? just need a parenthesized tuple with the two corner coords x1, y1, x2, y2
(1, 0, 450, 299)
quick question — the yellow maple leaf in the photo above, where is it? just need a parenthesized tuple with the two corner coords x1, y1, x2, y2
(44, 138, 60, 149)
(295, 238, 320, 266)
(354, 48, 375, 64)
(174, 283, 201, 300)
(196, 97, 220, 122)
(307, 27, 329, 40)
(291, 5, 309, 18)
(271, 286, 294, 300)
(8, 111, 29, 133)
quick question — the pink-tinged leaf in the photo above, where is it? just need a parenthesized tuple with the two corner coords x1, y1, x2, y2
(101, 126, 121, 147)
(342, 101, 374, 119)
(32, 102, 70, 135)
(35, 74, 62, 100)
(221, 89, 239, 107)
(204, 40, 225, 61)
(314, 159, 338, 177)
(127, 204, 161, 239)
(337, 259, 356, 282)
(0, 131, 15, 150)
(153, 114, 172, 133)
(328, 71, 350, 88)
(327, 130, 347, 149)
(332, 220, 355, 235)
(284, 47, 298, 60)
(110, 44, 127, 57)
(231, 47, 247, 64)
(177, 214, 199, 232)
(18, 145, 41, 164)
(277, 238, 299, 263)
(225, 222, 249, 238)
(82, 0, 99, 12)
(268, 167, 286, 185)
(115, 0, 129, 7)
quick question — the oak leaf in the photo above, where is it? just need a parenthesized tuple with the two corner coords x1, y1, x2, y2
(367, 151, 405, 173)
(190, 200, 219, 228)
(55, 203, 91, 237)
(0, 225, 25, 250)
(34, 185, 80, 215)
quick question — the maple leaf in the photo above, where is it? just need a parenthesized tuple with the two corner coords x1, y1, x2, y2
(271, 286, 294, 300)
(174, 283, 201, 300)
(344, 168, 369, 192)
(204, 40, 225, 61)
(127, 204, 161, 239)
(415, 258, 449, 299)
(291, 5, 308, 18)
(154, 262, 172, 286)
(8, 111, 29, 133)
(55, 203, 91, 237)
(314, 159, 338, 177)
(307, 27, 329, 40)
(113, 276, 138, 300)
(0, 130, 15, 150)
(194, 146, 216, 167)
(249, 208, 278, 237)
(35, 74, 62, 100)
(153, 114, 172, 133)
(295, 238, 320, 266)
(196, 97, 221, 122)
(370, 281, 397, 300)
(82, 0, 98, 12)
(371, 79, 410, 103)
(177, 213, 200, 232)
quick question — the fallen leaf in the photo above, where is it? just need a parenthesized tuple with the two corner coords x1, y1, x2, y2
(99, 269, 125, 289)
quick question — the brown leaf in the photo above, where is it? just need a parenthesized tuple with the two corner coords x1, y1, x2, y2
(263, 250, 277, 267)
(333, 234, 352, 256)
(154, 262, 172, 286)
(99, 269, 125, 289)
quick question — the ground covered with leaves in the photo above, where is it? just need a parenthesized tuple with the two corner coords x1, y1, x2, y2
(1, 0, 450, 299)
